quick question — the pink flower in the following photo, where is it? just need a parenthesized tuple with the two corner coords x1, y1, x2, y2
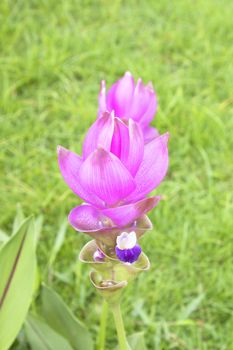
(58, 112, 169, 233)
(98, 72, 159, 141)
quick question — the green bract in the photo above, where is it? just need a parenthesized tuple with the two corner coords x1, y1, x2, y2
(79, 239, 150, 305)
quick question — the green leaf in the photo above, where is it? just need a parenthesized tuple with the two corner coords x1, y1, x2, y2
(128, 332, 147, 350)
(179, 293, 205, 320)
(25, 314, 74, 350)
(34, 214, 44, 245)
(12, 204, 25, 235)
(41, 285, 93, 350)
(53, 270, 73, 285)
(0, 230, 9, 247)
(0, 217, 37, 350)
(115, 332, 147, 350)
(48, 219, 67, 268)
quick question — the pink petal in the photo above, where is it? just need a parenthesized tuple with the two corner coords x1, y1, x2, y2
(68, 204, 104, 231)
(79, 147, 136, 206)
(57, 146, 104, 207)
(121, 119, 144, 176)
(128, 78, 151, 121)
(82, 112, 114, 159)
(98, 80, 107, 117)
(143, 126, 160, 142)
(110, 118, 130, 160)
(106, 72, 135, 118)
(110, 119, 144, 176)
(126, 133, 169, 202)
(106, 82, 117, 113)
(127, 79, 157, 127)
(102, 196, 161, 226)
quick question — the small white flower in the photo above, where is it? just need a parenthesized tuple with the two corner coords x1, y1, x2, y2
(116, 231, 137, 250)
(93, 249, 105, 261)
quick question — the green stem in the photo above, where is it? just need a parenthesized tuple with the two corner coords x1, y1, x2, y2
(112, 303, 129, 350)
(98, 300, 109, 350)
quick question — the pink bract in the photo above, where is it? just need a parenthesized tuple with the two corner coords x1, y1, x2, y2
(98, 72, 158, 141)
(58, 112, 169, 230)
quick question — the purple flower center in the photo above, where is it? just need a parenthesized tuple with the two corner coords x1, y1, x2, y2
(115, 245, 142, 264)
(115, 231, 142, 263)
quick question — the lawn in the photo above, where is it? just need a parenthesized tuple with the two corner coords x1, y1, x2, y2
(1, 0, 233, 349)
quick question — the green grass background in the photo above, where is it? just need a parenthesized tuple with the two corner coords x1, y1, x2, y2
(1, 0, 233, 349)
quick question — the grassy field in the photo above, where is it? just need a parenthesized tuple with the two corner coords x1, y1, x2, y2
(1, 0, 233, 349)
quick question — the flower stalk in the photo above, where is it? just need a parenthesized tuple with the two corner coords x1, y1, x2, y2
(112, 302, 129, 350)
(81, 238, 150, 349)
(97, 300, 109, 350)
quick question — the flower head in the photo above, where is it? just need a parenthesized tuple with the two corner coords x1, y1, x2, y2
(98, 72, 159, 141)
(58, 112, 169, 237)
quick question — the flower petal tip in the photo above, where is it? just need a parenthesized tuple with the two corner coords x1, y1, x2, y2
(57, 145, 69, 157)
(147, 81, 154, 92)
(151, 196, 161, 205)
(124, 71, 132, 77)
(57, 144, 62, 153)
(100, 80, 106, 93)
(163, 132, 170, 143)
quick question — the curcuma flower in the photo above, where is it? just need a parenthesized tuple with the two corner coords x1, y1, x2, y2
(58, 111, 169, 255)
(98, 72, 159, 141)
(57, 74, 170, 344)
